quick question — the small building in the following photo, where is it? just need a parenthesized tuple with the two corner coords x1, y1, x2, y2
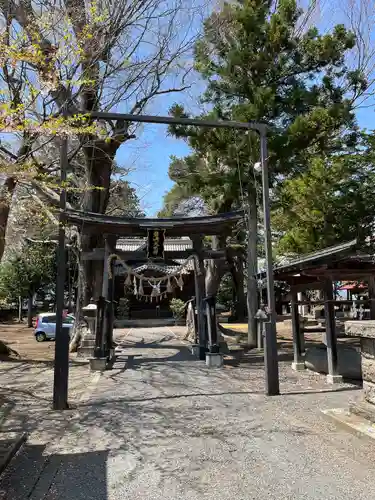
(114, 238, 195, 319)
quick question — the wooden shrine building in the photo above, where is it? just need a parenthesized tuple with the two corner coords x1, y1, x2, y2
(113, 237, 195, 319)
(258, 238, 375, 382)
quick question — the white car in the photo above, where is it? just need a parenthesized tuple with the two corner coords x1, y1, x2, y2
(34, 312, 75, 342)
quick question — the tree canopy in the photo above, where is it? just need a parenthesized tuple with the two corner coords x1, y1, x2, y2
(158, 0, 369, 341)
(274, 132, 375, 254)
(0, 0, 199, 302)
(0, 242, 56, 302)
(163, 0, 365, 214)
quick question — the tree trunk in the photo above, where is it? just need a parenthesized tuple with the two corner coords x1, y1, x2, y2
(204, 235, 227, 297)
(79, 146, 114, 301)
(185, 301, 196, 342)
(0, 177, 16, 261)
(231, 254, 246, 322)
(205, 259, 226, 297)
(70, 247, 89, 352)
(247, 187, 258, 346)
(18, 296, 22, 322)
(27, 293, 33, 328)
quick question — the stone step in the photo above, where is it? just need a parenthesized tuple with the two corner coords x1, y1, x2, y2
(77, 346, 94, 358)
(114, 318, 176, 328)
(304, 344, 361, 379)
(350, 400, 375, 423)
(80, 339, 96, 347)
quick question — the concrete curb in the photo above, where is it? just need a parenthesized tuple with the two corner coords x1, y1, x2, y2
(0, 432, 27, 476)
(321, 408, 375, 442)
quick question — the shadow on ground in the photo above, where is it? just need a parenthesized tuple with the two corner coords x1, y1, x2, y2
(0, 326, 364, 500)
(0, 442, 109, 500)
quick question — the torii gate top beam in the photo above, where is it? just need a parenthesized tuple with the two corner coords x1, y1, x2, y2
(89, 111, 267, 134)
(62, 209, 244, 237)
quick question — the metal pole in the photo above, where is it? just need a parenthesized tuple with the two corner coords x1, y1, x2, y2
(324, 280, 339, 378)
(192, 240, 207, 360)
(89, 111, 267, 134)
(260, 132, 280, 396)
(291, 292, 304, 366)
(52, 136, 69, 410)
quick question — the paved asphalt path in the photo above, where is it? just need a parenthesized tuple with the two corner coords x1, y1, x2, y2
(2, 327, 375, 499)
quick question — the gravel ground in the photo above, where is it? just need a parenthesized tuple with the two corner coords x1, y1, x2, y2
(0, 354, 98, 499)
(1, 327, 375, 500)
(0, 323, 58, 361)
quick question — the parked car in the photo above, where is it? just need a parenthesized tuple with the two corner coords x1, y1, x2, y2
(34, 313, 75, 342)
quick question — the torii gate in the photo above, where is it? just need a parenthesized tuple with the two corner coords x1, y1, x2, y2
(52, 111, 279, 410)
(66, 208, 244, 358)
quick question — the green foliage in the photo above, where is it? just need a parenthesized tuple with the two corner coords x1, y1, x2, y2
(169, 298, 186, 320)
(159, 0, 368, 264)
(274, 132, 375, 253)
(217, 274, 234, 311)
(117, 298, 130, 319)
(0, 242, 56, 301)
(106, 178, 144, 217)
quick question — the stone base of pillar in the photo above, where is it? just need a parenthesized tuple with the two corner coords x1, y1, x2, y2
(326, 373, 343, 384)
(205, 352, 223, 368)
(89, 357, 107, 371)
(291, 361, 305, 372)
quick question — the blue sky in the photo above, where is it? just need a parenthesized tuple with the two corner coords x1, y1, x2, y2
(119, 89, 375, 217)
(116, 86, 203, 216)
(119, 120, 191, 216)
(117, 0, 375, 217)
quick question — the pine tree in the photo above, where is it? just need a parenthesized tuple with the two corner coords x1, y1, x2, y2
(164, 0, 365, 343)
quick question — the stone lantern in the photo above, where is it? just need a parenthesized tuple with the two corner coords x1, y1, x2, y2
(77, 302, 97, 358)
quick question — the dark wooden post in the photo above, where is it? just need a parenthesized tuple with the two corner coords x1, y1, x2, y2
(291, 292, 305, 371)
(324, 280, 342, 383)
(102, 236, 116, 358)
(204, 296, 219, 353)
(105, 257, 115, 357)
(94, 296, 106, 358)
(192, 236, 207, 360)
(53, 134, 69, 411)
(193, 298, 198, 344)
(299, 292, 306, 353)
(368, 275, 375, 320)
(99, 237, 110, 357)
(27, 293, 33, 328)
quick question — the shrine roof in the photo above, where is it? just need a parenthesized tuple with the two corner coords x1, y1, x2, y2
(258, 239, 375, 282)
(116, 238, 193, 253)
(63, 209, 244, 237)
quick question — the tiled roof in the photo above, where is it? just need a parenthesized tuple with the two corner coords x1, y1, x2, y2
(116, 237, 193, 252)
(114, 237, 194, 276)
(116, 239, 146, 252)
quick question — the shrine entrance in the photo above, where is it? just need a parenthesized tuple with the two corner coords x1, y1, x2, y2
(114, 258, 196, 322)
(52, 111, 279, 411)
(66, 208, 244, 362)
